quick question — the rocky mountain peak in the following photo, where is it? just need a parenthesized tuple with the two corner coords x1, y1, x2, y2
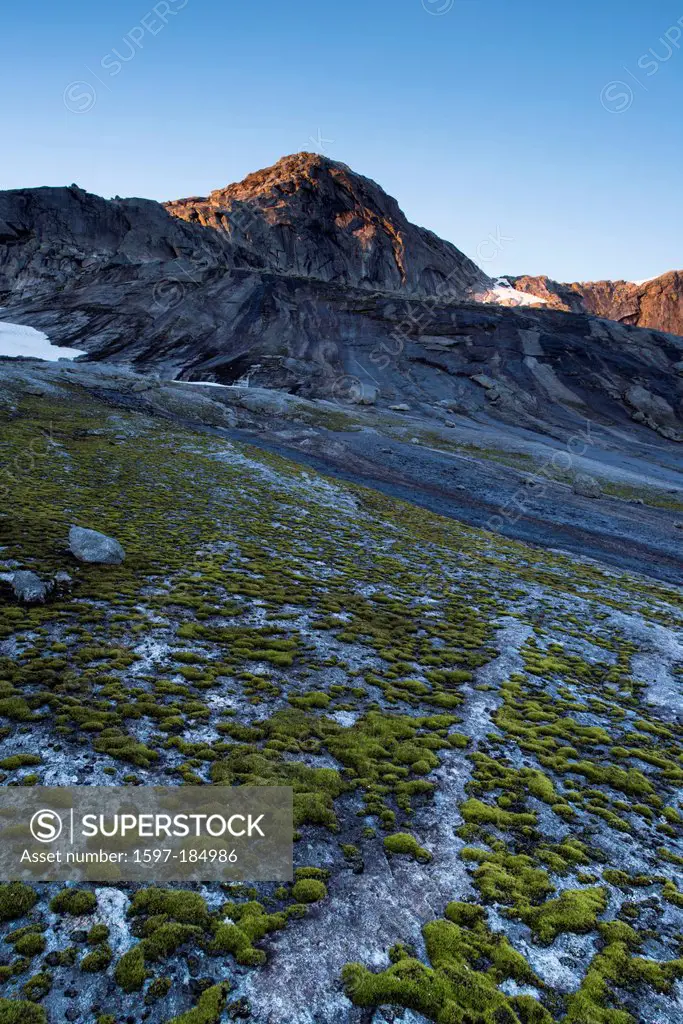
(207, 151, 378, 206)
(164, 152, 491, 298)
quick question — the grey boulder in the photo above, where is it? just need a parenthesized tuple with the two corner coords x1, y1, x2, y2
(572, 474, 603, 499)
(12, 571, 51, 604)
(69, 526, 125, 564)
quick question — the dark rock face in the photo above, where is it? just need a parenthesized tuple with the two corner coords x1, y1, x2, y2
(164, 152, 492, 298)
(511, 271, 683, 338)
(0, 155, 681, 442)
(0, 182, 263, 304)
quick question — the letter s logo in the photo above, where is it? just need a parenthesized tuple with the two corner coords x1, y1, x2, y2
(30, 810, 63, 843)
(600, 81, 634, 114)
(63, 81, 97, 114)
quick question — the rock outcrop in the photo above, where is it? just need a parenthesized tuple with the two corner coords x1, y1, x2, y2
(510, 271, 683, 338)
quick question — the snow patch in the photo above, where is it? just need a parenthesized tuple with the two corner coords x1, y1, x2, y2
(477, 280, 549, 308)
(631, 277, 657, 286)
(0, 321, 85, 361)
(171, 379, 237, 389)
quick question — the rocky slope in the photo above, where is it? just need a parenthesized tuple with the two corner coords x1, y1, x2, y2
(511, 272, 683, 338)
(0, 366, 681, 1024)
(2, 361, 681, 585)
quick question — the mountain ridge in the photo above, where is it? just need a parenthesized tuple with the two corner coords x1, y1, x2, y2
(0, 153, 681, 447)
(509, 270, 683, 337)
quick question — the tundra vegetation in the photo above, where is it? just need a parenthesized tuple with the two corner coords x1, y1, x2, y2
(0, 385, 680, 1023)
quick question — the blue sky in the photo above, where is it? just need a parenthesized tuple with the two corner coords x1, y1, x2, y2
(3, 0, 682, 281)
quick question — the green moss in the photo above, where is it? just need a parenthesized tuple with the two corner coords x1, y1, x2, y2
(146, 976, 172, 1004)
(0, 884, 37, 922)
(294, 867, 330, 882)
(114, 945, 147, 992)
(210, 922, 265, 966)
(521, 888, 608, 944)
(0, 362, 682, 1021)
(21, 972, 51, 1002)
(291, 879, 327, 903)
(343, 901, 548, 1023)
(49, 888, 97, 915)
(663, 881, 683, 908)
(565, 923, 683, 1023)
(0, 755, 41, 770)
(80, 944, 113, 972)
(128, 888, 209, 925)
(0, 698, 35, 722)
(45, 947, 77, 968)
(87, 923, 110, 945)
(460, 798, 536, 830)
(142, 924, 202, 962)
(383, 833, 432, 862)
(0, 1000, 47, 1023)
(288, 691, 331, 710)
(211, 901, 287, 966)
(165, 983, 230, 1024)
(461, 848, 554, 908)
(11, 934, 45, 958)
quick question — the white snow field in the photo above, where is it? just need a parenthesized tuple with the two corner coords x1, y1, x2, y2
(0, 320, 85, 361)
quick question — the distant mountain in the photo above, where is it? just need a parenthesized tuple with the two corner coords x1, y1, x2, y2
(509, 271, 683, 338)
(0, 155, 680, 442)
(164, 152, 492, 298)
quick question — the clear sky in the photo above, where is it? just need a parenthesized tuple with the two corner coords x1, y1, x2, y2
(3, 0, 682, 282)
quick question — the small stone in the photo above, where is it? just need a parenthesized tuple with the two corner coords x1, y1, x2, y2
(12, 570, 50, 604)
(186, 954, 201, 977)
(389, 403, 410, 411)
(228, 998, 252, 1020)
(355, 384, 378, 405)
(572, 474, 603, 499)
(189, 978, 214, 996)
(68, 526, 125, 565)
